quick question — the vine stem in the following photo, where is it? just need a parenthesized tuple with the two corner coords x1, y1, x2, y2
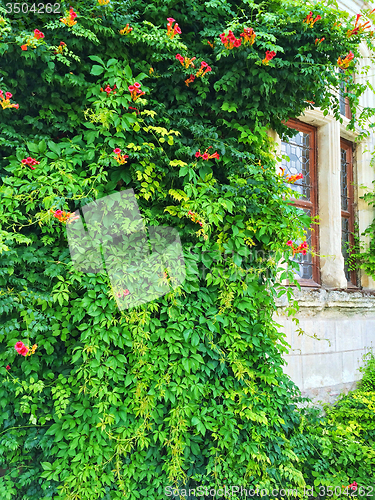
(0, 424, 47, 437)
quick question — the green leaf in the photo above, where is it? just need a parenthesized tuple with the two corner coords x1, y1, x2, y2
(107, 58, 119, 67)
(124, 65, 132, 79)
(191, 331, 200, 347)
(89, 55, 105, 65)
(91, 65, 105, 76)
(85, 130, 99, 145)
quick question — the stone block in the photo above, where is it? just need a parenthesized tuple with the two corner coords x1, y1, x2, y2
(283, 355, 303, 389)
(302, 352, 343, 390)
(335, 319, 364, 352)
(342, 349, 366, 383)
(362, 319, 375, 349)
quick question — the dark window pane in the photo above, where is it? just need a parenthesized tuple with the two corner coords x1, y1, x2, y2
(341, 148, 348, 211)
(342, 217, 350, 281)
(292, 209, 313, 280)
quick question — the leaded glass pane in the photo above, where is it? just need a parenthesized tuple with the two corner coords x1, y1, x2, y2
(292, 209, 313, 280)
(281, 131, 311, 201)
(341, 148, 348, 211)
(342, 217, 350, 281)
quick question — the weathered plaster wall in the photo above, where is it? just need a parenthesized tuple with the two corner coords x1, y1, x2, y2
(276, 290, 375, 403)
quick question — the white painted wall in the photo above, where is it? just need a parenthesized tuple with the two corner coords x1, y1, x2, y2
(277, 290, 375, 403)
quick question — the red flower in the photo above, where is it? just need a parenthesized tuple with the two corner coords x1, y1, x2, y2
(34, 29, 45, 39)
(286, 240, 293, 246)
(6, 365, 10, 371)
(15, 341, 24, 351)
(14, 104, 19, 109)
(21, 44, 28, 51)
(21, 156, 39, 167)
(195, 151, 201, 158)
(5, 92, 12, 99)
(134, 82, 141, 88)
(198, 221, 203, 226)
(167, 17, 175, 23)
(113, 148, 121, 154)
(302, 249, 307, 255)
(185, 74, 195, 86)
(265, 50, 276, 61)
(262, 50, 277, 65)
(202, 153, 209, 160)
(201, 61, 208, 68)
(174, 24, 181, 34)
(338, 51, 355, 69)
(54, 209, 63, 217)
(128, 85, 135, 92)
(19, 346, 29, 356)
(123, 289, 130, 296)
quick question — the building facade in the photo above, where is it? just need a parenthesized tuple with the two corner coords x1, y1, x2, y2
(272, 0, 375, 403)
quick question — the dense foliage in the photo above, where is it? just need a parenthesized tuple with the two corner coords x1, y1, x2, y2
(294, 389, 375, 493)
(1, 0, 375, 498)
(358, 348, 375, 392)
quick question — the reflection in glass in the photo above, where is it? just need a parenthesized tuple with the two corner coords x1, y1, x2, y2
(291, 209, 313, 280)
(281, 130, 311, 201)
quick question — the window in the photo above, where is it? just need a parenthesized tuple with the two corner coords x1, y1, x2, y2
(340, 138, 357, 286)
(281, 119, 320, 285)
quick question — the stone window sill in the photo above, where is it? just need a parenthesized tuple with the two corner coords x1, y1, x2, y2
(287, 278, 321, 288)
(276, 287, 375, 313)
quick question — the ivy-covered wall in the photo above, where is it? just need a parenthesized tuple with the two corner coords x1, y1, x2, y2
(1, 0, 375, 498)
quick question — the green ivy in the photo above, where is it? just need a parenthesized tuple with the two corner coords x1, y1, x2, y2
(0, 0, 375, 498)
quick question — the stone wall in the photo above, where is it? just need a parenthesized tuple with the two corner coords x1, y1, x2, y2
(276, 289, 375, 404)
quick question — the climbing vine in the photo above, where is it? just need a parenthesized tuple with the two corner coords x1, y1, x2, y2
(1, 0, 375, 498)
